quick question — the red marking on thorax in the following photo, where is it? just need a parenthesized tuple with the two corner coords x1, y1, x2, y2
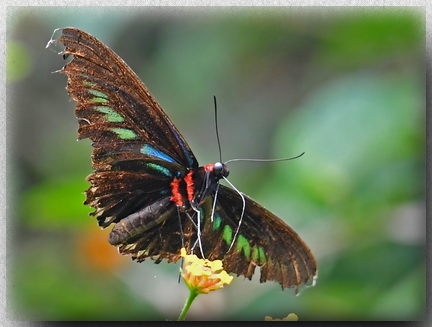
(170, 171, 196, 207)
(184, 171, 195, 202)
(170, 178, 184, 206)
(204, 164, 214, 172)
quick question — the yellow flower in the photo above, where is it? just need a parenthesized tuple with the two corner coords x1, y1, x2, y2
(178, 248, 234, 320)
(180, 248, 233, 294)
(264, 313, 299, 321)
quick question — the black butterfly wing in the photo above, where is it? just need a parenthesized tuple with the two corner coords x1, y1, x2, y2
(52, 27, 316, 289)
(201, 185, 317, 289)
(54, 27, 198, 171)
(52, 28, 198, 227)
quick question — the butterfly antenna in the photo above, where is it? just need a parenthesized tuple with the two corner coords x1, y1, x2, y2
(222, 176, 246, 252)
(213, 96, 223, 163)
(224, 152, 305, 165)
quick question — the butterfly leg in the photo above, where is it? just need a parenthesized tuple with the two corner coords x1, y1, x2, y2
(184, 211, 198, 229)
(191, 205, 205, 258)
(176, 206, 185, 248)
(210, 182, 220, 223)
(183, 210, 204, 257)
(190, 238, 199, 254)
(177, 205, 185, 284)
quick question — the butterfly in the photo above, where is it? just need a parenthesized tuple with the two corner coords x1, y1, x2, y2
(49, 27, 317, 290)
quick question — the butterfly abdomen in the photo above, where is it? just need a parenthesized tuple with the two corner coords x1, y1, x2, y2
(108, 197, 175, 246)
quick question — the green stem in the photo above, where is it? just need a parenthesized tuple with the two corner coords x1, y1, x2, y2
(178, 289, 199, 321)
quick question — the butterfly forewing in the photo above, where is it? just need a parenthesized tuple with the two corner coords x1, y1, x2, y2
(56, 28, 198, 170)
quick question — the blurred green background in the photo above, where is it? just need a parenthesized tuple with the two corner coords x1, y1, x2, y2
(6, 6, 425, 321)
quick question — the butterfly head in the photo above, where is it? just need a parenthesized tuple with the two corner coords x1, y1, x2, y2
(203, 162, 229, 181)
(213, 162, 229, 179)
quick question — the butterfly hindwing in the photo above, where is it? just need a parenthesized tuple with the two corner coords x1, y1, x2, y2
(85, 158, 184, 227)
(202, 185, 317, 289)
